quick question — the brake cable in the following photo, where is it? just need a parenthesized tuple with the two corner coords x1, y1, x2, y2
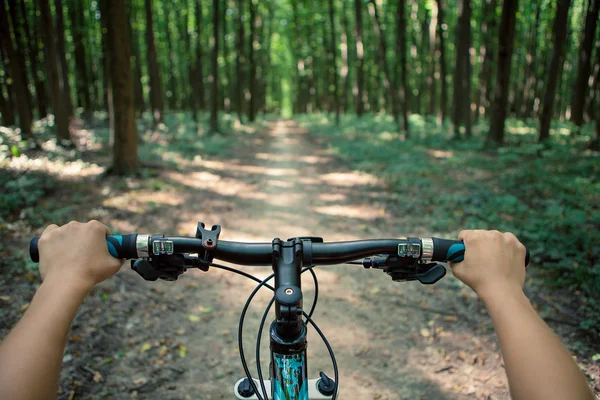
(206, 261, 338, 400)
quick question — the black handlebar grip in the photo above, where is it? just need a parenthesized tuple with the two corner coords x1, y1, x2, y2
(431, 237, 530, 267)
(29, 234, 138, 263)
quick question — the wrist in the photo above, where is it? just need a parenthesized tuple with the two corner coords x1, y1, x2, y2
(477, 282, 524, 306)
(41, 274, 93, 302)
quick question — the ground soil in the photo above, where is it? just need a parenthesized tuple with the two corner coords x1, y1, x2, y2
(1, 120, 598, 400)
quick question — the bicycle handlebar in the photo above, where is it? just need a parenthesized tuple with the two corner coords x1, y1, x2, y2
(29, 234, 530, 267)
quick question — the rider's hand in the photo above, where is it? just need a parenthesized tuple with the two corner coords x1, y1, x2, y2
(38, 220, 124, 293)
(450, 230, 527, 301)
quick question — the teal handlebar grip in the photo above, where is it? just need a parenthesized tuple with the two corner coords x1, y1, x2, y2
(29, 234, 138, 262)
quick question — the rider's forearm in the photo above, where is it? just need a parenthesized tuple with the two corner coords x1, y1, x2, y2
(0, 278, 88, 400)
(481, 284, 594, 400)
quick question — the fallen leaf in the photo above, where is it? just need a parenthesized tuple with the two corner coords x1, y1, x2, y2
(420, 328, 431, 338)
(24, 272, 36, 282)
(178, 344, 187, 358)
(373, 393, 382, 399)
(140, 342, 152, 352)
(0, 295, 11, 302)
(444, 315, 459, 323)
(458, 351, 467, 361)
(158, 345, 167, 357)
(19, 303, 30, 312)
(93, 371, 102, 383)
(188, 314, 201, 322)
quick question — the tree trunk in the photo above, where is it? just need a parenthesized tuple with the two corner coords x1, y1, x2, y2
(487, 0, 519, 146)
(99, 0, 114, 145)
(539, 0, 572, 143)
(210, 0, 220, 129)
(164, 4, 177, 110)
(340, 1, 350, 115)
(20, 0, 47, 119)
(145, 0, 163, 124)
(39, 0, 70, 142)
(436, 0, 448, 125)
(368, 0, 400, 132)
(247, 0, 256, 122)
(520, 0, 541, 118)
(7, 0, 33, 116)
(427, 0, 438, 116)
(0, 61, 16, 126)
(236, 0, 245, 121)
(396, 0, 410, 134)
(354, 0, 365, 115)
(452, 0, 472, 139)
(570, 0, 599, 129)
(102, 0, 139, 175)
(195, 0, 206, 112)
(475, 0, 497, 119)
(70, 0, 93, 119)
(327, 0, 339, 124)
(1, 0, 33, 138)
(54, 0, 74, 118)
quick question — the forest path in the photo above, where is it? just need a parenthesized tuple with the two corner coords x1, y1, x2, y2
(61, 121, 523, 399)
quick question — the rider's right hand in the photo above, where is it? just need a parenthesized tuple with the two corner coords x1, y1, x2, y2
(449, 230, 527, 301)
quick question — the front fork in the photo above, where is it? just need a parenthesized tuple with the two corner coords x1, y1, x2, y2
(270, 321, 309, 400)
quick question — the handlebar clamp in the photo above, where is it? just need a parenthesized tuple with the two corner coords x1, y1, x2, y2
(195, 222, 221, 262)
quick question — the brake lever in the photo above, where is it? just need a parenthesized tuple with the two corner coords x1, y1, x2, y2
(386, 263, 446, 285)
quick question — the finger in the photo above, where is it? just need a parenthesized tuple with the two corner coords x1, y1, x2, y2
(503, 231, 518, 243)
(88, 220, 111, 236)
(457, 230, 470, 240)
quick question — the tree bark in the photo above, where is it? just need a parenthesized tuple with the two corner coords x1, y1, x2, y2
(54, 0, 74, 118)
(436, 0, 448, 125)
(19, 0, 47, 118)
(236, 0, 245, 121)
(487, 0, 519, 147)
(7, 0, 33, 115)
(210, 0, 220, 129)
(368, 0, 400, 132)
(0, 55, 16, 126)
(427, 0, 438, 116)
(452, 0, 472, 139)
(247, 0, 256, 122)
(99, 0, 114, 145)
(102, 0, 139, 175)
(70, 0, 93, 119)
(475, 0, 497, 119)
(195, 0, 206, 111)
(396, 0, 410, 134)
(39, 0, 70, 142)
(570, 0, 599, 129)
(1, 0, 33, 138)
(520, 0, 541, 118)
(145, 0, 163, 124)
(539, 0, 572, 143)
(340, 1, 350, 115)
(354, 0, 365, 115)
(164, 3, 177, 110)
(328, 0, 340, 124)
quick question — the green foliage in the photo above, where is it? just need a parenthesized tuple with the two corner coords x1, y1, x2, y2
(297, 114, 600, 300)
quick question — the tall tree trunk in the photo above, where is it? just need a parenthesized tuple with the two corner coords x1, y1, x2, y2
(520, 0, 541, 118)
(539, 0, 572, 143)
(247, 0, 256, 122)
(396, 0, 410, 134)
(1, 0, 33, 138)
(220, 1, 231, 113)
(291, 2, 305, 113)
(54, 0, 74, 118)
(487, 0, 519, 146)
(584, 39, 600, 122)
(126, 0, 145, 116)
(368, 0, 400, 132)
(427, 0, 438, 116)
(99, 0, 114, 145)
(164, 4, 177, 110)
(39, 0, 70, 142)
(340, 1, 350, 115)
(0, 57, 16, 125)
(328, 0, 339, 124)
(145, 0, 163, 124)
(235, 0, 245, 121)
(210, 0, 220, 129)
(452, 0, 472, 139)
(70, 0, 93, 119)
(103, 0, 139, 175)
(570, 0, 599, 129)
(436, 0, 448, 125)
(7, 0, 33, 116)
(20, 0, 47, 118)
(475, 0, 497, 119)
(195, 0, 206, 111)
(354, 0, 365, 115)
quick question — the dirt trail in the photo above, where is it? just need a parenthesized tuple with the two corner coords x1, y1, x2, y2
(58, 121, 534, 399)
